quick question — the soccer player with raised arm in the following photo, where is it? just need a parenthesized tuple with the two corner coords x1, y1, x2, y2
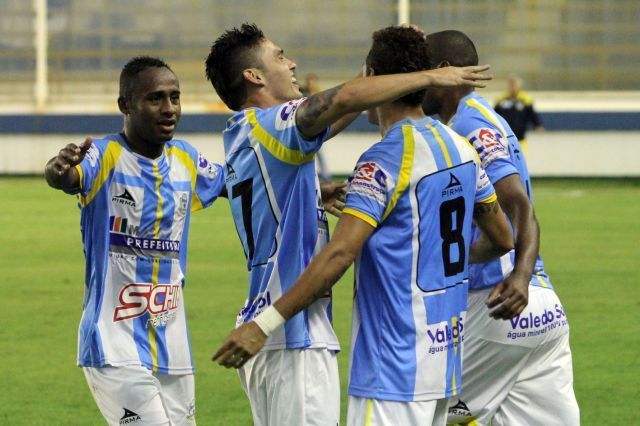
(422, 30, 580, 425)
(204, 23, 493, 425)
(44, 57, 225, 425)
(212, 26, 514, 425)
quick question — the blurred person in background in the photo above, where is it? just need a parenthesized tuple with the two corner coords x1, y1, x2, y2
(423, 30, 579, 426)
(494, 75, 544, 154)
(44, 56, 226, 425)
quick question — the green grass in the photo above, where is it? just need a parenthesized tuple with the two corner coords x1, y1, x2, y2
(1, 177, 638, 425)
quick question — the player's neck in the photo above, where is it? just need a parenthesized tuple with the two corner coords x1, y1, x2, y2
(121, 129, 164, 159)
(242, 90, 297, 110)
(440, 88, 473, 123)
(378, 103, 425, 136)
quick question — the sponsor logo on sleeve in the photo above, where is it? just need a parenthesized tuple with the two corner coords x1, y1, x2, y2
(197, 152, 220, 179)
(467, 128, 508, 167)
(348, 162, 393, 206)
(275, 99, 303, 130)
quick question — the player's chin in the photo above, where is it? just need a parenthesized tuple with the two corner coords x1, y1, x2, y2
(292, 85, 303, 99)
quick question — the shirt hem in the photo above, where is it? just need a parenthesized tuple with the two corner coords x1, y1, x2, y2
(77, 359, 195, 375)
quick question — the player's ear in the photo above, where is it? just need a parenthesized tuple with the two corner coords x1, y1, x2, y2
(118, 96, 129, 115)
(243, 68, 265, 87)
(437, 60, 451, 69)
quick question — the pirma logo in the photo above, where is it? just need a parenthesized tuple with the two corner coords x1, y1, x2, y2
(112, 188, 136, 207)
(448, 399, 472, 419)
(442, 173, 463, 197)
(120, 408, 141, 424)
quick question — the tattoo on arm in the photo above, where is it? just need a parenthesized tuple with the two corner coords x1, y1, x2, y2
(295, 84, 344, 134)
(473, 200, 500, 217)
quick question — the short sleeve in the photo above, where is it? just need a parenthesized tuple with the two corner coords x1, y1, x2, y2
(474, 163, 497, 204)
(344, 157, 397, 228)
(456, 123, 519, 185)
(69, 143, 102, 197)
(251, 98, 331, 161)
(192, 152, 225, 211)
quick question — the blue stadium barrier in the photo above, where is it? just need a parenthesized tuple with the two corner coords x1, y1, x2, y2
(0, 111, 638, 134)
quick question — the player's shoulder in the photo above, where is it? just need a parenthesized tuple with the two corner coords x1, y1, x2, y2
(255, 98, 305, 131)
(516, 90, 533, 105)
(454, 95, 504, 135)
(166, 138, 194, 153)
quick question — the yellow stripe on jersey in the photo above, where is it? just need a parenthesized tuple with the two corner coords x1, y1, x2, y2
(246, 109, 315, 165)
(75, 164, 84, 190)
(165, 146, 205, 211)
(465, 98, 508, 139)
(343, 207, 378, 228)
(79, 141, 122, 207)
(365, 398, 373, 426)
(534, 272, 549, 288)
(451, 315, 459, 397)
(477, 193, 498, 204)
(427, 124, 453, 168)
(148, 163, 164, 372)
(382, 125, 415, 220)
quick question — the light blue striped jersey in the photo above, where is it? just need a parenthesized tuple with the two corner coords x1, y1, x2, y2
(449, 92, 552, 289)
(344, 117, 496, 401)
(223, 99, 339, 351)
(71, 133, 224, 374)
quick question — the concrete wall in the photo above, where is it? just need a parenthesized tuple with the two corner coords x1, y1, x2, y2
(5, 131, 639, 177)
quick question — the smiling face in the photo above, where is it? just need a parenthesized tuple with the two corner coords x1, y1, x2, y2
(257, 39, 302, 103)
(124, 66, 181, 150)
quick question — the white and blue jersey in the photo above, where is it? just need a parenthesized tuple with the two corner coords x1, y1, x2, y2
(223, 99, 340, 351)
(70, 133, 224, 374)
(449, 92, 552, 290)
(343, 117, 496, 401)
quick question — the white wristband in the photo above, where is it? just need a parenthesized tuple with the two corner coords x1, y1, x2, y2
(253, 306, 286, 336)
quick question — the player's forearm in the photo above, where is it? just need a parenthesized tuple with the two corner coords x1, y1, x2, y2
(506, 199, 539, 277)
(296, 71, 437, 139)
(44, 157, 80, 190)
(273, 242, 355, 321)
(471, 201, 514, 263)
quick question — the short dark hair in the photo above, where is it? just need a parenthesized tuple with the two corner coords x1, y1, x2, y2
(425, 30, 478, 69)
(205, 23, 265, 111)
(119, 56, 173, 100)
(365, 26, 430, 106)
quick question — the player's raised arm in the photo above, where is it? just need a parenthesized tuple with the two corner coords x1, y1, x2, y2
(212, 214, 374, 368)
(44, 137, 93, 191)
(295, 65, 492, 139)
(470, 199, 514, 264)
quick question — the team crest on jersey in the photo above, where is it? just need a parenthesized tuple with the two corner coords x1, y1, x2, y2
(113, 283, 181, 327)
(348, 161, 394, 206)
(275, 99, 303, 130)
(467, 127, 509, 168)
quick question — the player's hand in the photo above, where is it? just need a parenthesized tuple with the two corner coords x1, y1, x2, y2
(485, 269, 529, 320)
(49, 137, 93, 176)
(427, 65, 492, 89)
(321, 180, 347, 218)
(212, 322, 267, 369)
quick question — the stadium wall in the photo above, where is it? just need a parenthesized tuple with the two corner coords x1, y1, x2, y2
(2, 112, 639, 177)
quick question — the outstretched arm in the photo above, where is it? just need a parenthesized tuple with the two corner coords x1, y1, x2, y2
(470, 199, 514, 264)
(212, 214, 374, 368)
(45, 137, 93, 191)
(295, 65, 492, 139)
(485, 174, 539, 319)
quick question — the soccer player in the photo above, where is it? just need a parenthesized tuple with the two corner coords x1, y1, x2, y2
(494, 75, 545, 154)
(44, 56, 225, 425)
(204, 23, 494, 425)
(422, 30, 580, 425)
(212, 26, 514, 425)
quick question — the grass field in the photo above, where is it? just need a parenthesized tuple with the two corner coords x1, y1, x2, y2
(1, 177, 638, 425)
